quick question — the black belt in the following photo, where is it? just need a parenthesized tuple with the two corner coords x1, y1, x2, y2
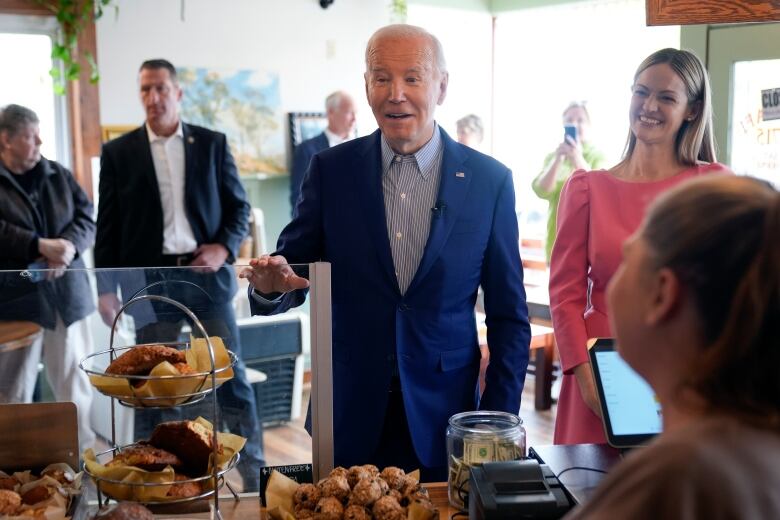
(159, 253, 195, 266)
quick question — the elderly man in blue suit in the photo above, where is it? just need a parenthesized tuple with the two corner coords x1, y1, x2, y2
(243, 24, 530, 481)
(289, 91, 356, 212)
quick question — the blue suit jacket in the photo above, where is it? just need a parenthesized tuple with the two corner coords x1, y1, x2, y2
(254, 128, 530, 468)
(290, 132, 329, 212)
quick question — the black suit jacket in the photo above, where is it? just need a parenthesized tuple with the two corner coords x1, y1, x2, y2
(95, 123, 250, 303)
(0, 157, 95, 327)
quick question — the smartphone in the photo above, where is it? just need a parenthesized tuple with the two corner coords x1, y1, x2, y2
(564, 124, 578, 143)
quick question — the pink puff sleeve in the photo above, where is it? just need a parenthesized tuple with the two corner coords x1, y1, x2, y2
(549, 171, 591, 374)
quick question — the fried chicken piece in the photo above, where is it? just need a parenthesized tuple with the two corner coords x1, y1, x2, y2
(106, 345, 185, 376)
(328, 466, 349, 481)
(343, 504, 372, 520)
(106, 443, 183, 471)
(372, 495, 405, 520)
(349, 478, 382, 507)
(293, 483, 322, 509)
(315, 496, 344, 520)
(380, 467, 406, 490)
(347, 466, 371, 489)
(317, 475, 350, 502)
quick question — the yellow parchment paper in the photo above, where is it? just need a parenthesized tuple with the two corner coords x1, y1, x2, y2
(83, 417, 245, 502)
(88, 337, 234, 406)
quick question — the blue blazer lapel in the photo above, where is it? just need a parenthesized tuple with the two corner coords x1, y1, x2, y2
(356, 130, 400, 295)
(406, 129, 471, 293)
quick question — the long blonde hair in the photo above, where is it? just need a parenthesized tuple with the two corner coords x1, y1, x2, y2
(622, 48, 717, 165)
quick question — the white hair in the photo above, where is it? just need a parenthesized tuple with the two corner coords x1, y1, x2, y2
(325, 91, 350, 112)
(365, 24, 447, 73)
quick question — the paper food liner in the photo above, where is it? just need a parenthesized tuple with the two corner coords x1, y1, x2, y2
(265, 468, 434, 520)
(88, 336, 234, 406)
(0, 463, 82, 520)
(83, 417, 246, 502)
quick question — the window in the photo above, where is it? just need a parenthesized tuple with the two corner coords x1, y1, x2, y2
(493, 0, 679, 237)
(0, 14, 68, 165)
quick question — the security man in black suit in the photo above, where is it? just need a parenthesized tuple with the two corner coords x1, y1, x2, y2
(94, 59, 264, 491)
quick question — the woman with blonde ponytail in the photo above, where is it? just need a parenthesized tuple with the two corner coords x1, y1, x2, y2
(566, 175, 780, 519)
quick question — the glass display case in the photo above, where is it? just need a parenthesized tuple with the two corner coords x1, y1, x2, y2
(0, 262, 334, 514)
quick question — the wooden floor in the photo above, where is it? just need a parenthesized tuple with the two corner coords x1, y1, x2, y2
(262, 375, 556, 467)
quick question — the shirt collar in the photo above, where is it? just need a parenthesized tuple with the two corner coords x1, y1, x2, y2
(323, 127, 349, 147)
(381, 122, 442, 179)
(146, 121, 183, 143)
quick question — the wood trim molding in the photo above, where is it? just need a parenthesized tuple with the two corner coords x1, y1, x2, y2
(0, 0, 101, 198)
(0, 0, 48, 16)
(647, 0, 780, 26)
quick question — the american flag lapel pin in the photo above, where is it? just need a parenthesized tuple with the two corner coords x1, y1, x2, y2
(456, 172, 465, 178)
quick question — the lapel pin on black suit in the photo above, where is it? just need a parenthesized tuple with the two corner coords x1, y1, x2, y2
(187, 136, 195, 144)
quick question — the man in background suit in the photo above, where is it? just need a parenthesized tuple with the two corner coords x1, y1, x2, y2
(94, 59, 264, 491)
(242, 25, 530, 481)
(289, 91, 356, 212)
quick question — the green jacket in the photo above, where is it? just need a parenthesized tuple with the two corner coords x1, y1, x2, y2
(531, 142, 605, 262)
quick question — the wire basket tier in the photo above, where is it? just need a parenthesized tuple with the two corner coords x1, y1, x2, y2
(85, 445, 240, 505)
(80, 342, 238, 408)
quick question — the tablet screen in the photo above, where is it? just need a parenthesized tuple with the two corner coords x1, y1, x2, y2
(593, 350, 662, 436)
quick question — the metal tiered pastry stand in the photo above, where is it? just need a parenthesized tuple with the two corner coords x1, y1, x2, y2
(80, 294, 241, 519)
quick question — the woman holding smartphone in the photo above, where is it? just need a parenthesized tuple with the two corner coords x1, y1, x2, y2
(532, 102, 605, 263)
(549, 48, 729, 445)
(566, 175, 780, 518)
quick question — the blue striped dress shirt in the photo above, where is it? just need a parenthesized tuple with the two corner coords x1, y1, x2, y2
(380, 125, 444, 294)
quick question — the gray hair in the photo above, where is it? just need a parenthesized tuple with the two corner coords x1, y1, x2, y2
(325, 91, 349, 112)
(365, 24, 447, 74)
(456, 114, 484, 140)
(0, 104, 39, 138)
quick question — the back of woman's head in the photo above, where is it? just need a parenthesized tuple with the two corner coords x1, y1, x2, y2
(624, 48, 717, 165)
(642, 175, 779, 425)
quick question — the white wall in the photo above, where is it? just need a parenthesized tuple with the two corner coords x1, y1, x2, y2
(96, 0, 392, 136)
(408, 4, 494, 152)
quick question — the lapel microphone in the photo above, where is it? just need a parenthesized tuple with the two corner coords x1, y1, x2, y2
(431, 202, 447, 218)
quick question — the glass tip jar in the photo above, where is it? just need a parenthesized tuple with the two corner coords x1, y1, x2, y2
(446, 410, 526, 509)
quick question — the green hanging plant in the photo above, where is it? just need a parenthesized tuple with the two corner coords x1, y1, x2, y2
(390, 0, 407, 22)
(36, 0, 117, 95)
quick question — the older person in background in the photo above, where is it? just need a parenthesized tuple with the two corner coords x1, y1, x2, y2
(455, 113, 484, 149)
(0, 104, 96, 452)
(532, 102, 605, 263)
(289, 90, 356, 212)
(566, 175, 780, 519)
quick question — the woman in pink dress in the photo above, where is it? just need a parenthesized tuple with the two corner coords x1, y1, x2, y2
(549, 48, 730, 445)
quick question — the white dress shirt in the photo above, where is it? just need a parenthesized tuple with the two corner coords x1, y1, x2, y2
(146, 122, 197, 254)
(324, 127, 350, 148)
